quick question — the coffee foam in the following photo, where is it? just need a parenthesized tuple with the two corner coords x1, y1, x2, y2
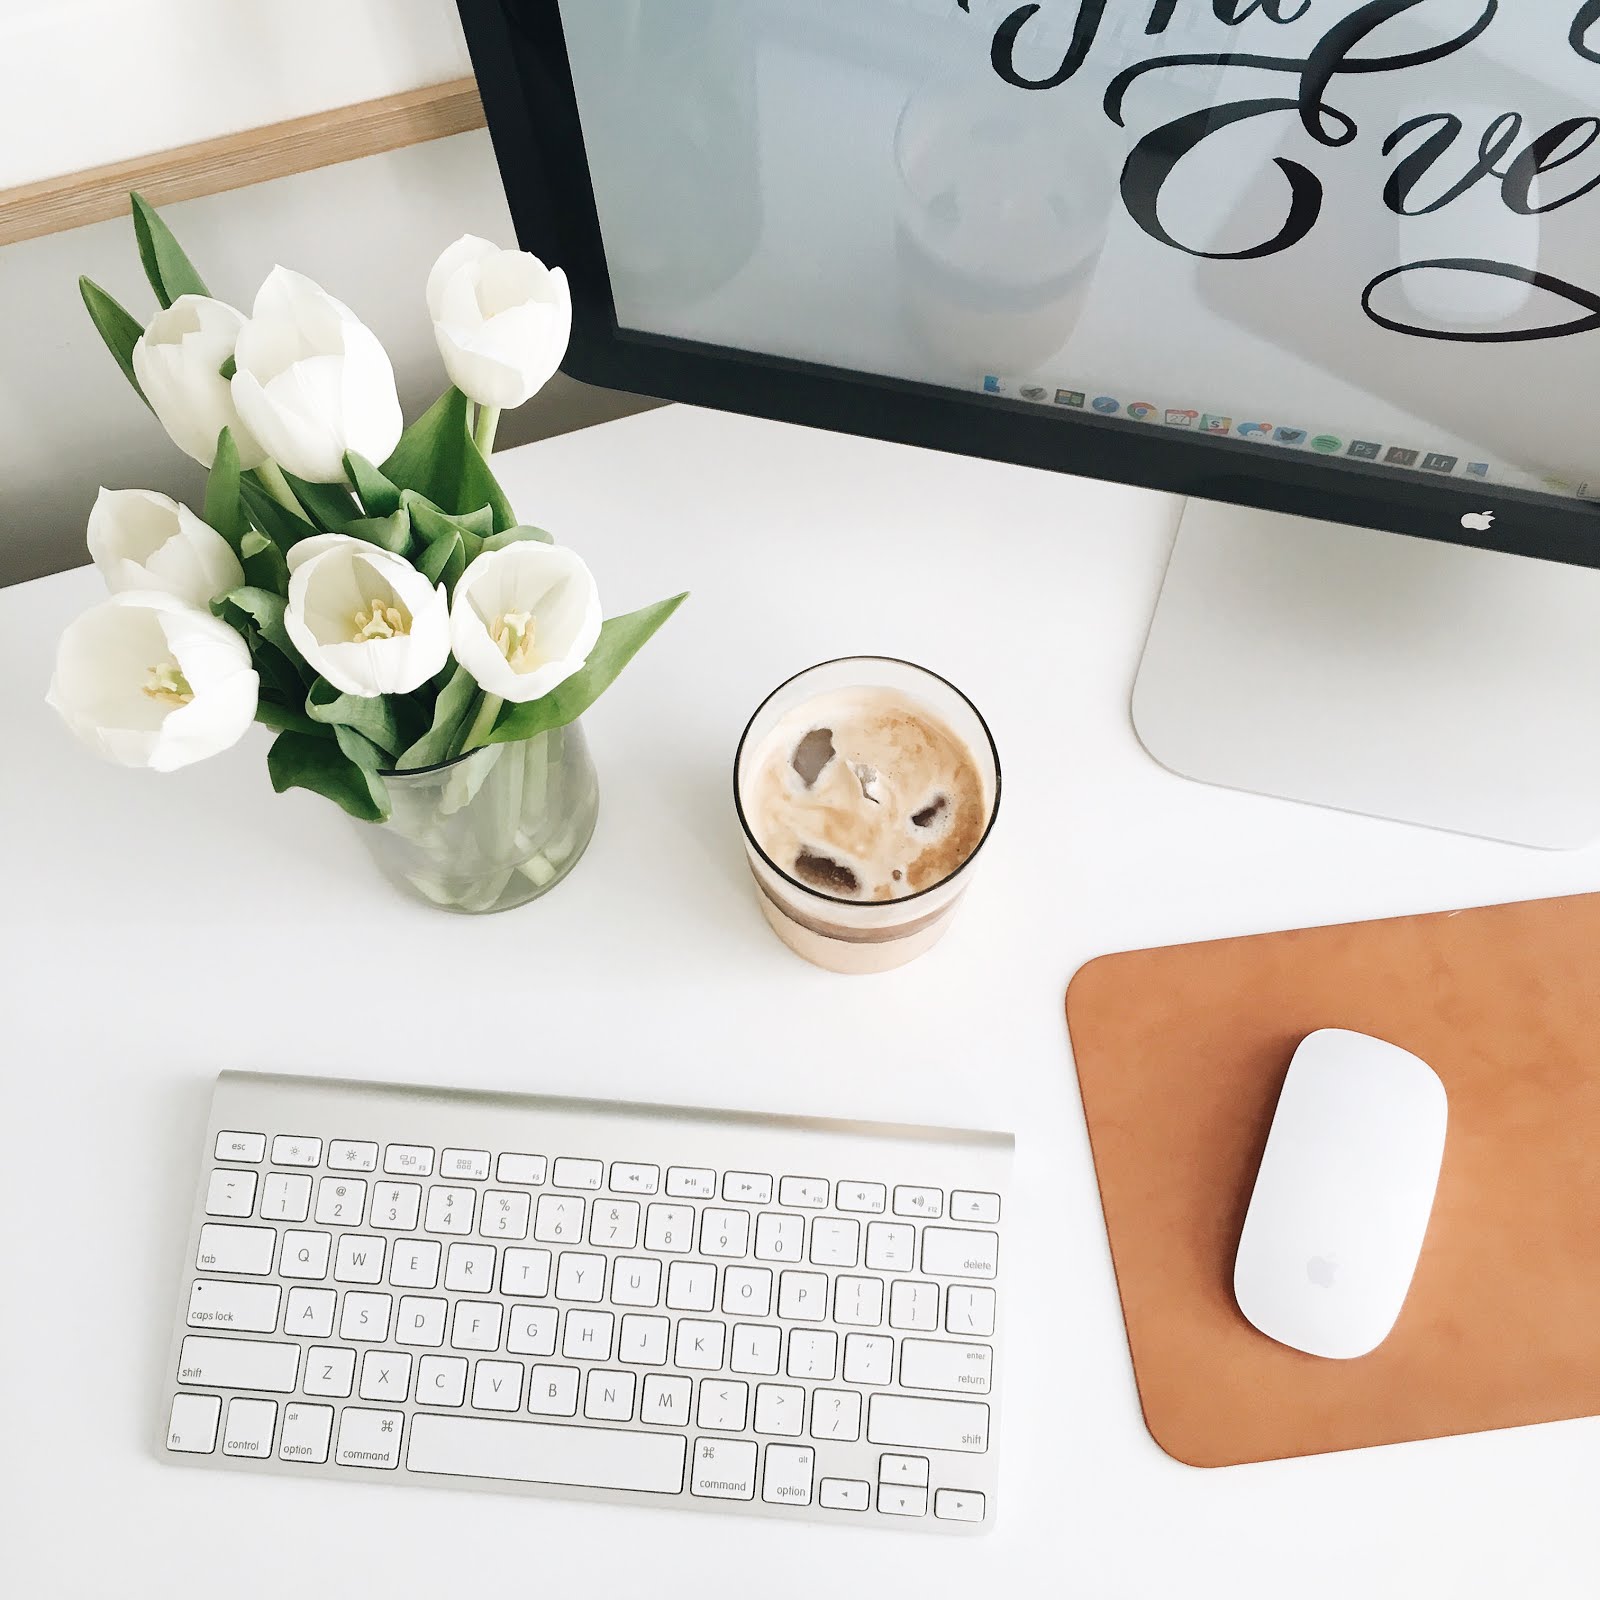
(744, 686, 987, 901)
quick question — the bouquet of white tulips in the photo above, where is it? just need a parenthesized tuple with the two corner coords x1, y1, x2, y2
(52, 196, 683, 905)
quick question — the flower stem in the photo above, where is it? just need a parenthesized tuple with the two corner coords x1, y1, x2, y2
(473, 405, 501, 457)
(457, 692, 504, 756)
(257, 460, 304, 517)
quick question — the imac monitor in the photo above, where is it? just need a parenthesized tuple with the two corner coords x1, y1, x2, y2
(460, 0, 1600, 847)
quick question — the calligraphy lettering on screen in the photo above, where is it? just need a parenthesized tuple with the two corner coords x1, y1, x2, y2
(955, 0, 1600, 343)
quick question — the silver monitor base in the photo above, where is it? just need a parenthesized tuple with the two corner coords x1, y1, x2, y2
(1131, 500, 1600, 849)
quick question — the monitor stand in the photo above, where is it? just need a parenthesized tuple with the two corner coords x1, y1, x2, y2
(1131, 498, 1600, 849)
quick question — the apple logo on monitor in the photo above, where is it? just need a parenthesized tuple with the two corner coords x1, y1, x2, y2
(1306, 1255, 1339, 1289)
(1461, 511, 1496, 531)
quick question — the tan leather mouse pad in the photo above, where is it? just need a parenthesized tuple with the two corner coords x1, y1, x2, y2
(1065, 892, 1600, 1468)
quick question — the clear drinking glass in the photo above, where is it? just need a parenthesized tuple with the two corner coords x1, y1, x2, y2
(357, 722, 600, 914)
(734, 658, 1001, 974)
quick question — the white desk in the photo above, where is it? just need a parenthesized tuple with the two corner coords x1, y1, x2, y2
(4, 405, 1597, 1597)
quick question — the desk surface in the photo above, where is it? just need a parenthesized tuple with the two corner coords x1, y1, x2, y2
(4, 404, 1597, 1598)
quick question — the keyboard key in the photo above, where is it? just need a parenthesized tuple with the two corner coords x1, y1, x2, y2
(835, 1276, 884, 1327)
(690, 1436, 756, 1500)
(837, 1181, 886, 1214)
(777, 1270, 828, 1321)
(778, 1176, 829, 1209)
(410, 1414, 686, 1492)
(500, 1246, 553, 1297)
(416, 1355, 468, 1407)
(618, 1312, 670, 1364)
(507, 1305, 558, 1357)
(878, 1452, 929, 1486)
(303, 1346, 355, 1398)
(479, 1190, 531, 1240)
(555, 1252, 607, 1303)
(328, 1140, 379, 1173)
(340, 1291, 393, 1343)
(335, 1407, 404, 1469)
(786, 1329, 838, 1381)
(699, 1208, 750, 1258)
(730, 1323, 781, 1376)
(395, 1295, 447, 1348)
(389, 1238, 442, 1289)
(279, 1230, 331, 1280)
(864, 1222, 915, 1272)
(721, 1266, 772, 1318)
(888, 1280, 940, 1332)
(279, 1402, 334, 1463)
(723, 1171, 773, 1204)
(611, 1256, 662, 1307)
(641, 1374, 691, 1425)
(753, 1383, 805, 1436)
(609, 1162, 659, 1194)
(808, 1217, 860, 1267)
(440, 1148, 490, 1180)
(214, 1131, 265, 1164)
(553, 1158, 604, 1190)
(450, 1300, 504, 1352)
(186, 1279, 280, 1333)
(589, 1200, 640, 1249)
(527, 1365, 580, 1416)
(934, 1488, 987, 1523)
(920, 1227, 999, 1280)
(371, 1182, 422, 1231)
(762, 1443, 815, 1506)
(425, 1186, 475, 1235)
(204, 1169, 258, 1217)
(359, 1350, 412, 1403)
(533, 1194, 584, 1243)
(665, 1166, 716, 1199)
(562, 1309, 614, 1361)
(879, 1485, 928, 1517)
(819, 1476, 869, 1511)
(444, 1242, 497, 1293)
(866, 1394, 990, 1453)
(271, 1136, 321, 1167)
(810, 1388, 862, 1441)
(222, 1397, 277, 1458)
(842, 1333, 894, 1386)
(753, 1213, 803, 1262)
(665, 1261, 717, 1312)
(696, 1378, 749, 1430)
(334, 1235, 385, 1285)
(195, 1223, 275, 1276)
(949, 1190, 1000, 1224)
(285, 1286, 336, 1338)
(892, 1185, 943, 1219)
(166, 1392, 221, 1454)
(383, 1144, 434, 1178)
(259, 1172, 312, 1222)
(474, 1359, 526, 1412)
(900, 1338, 993, 1395)
(496, 1152, 547, 1185)
(643, 1203, 696, 1253)
(178, 1335, 299, 1393)
(674, 1319, 726, 1370)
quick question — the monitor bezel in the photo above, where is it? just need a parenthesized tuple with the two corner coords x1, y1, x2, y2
(458, 0, 1600, 572)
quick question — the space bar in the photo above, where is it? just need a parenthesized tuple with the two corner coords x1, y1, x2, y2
(407, 1414, 687, 1494)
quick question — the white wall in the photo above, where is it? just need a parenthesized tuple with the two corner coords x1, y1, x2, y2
(0, 0, 474, 186)
(0, 129, 657, 587)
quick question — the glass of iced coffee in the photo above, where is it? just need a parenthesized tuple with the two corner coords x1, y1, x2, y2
(734, 658, 1000, 974)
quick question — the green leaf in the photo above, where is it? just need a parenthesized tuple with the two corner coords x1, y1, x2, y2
(345, 452, 402, 518)
(487, 592, 688, 746)
(402, 492, 485, 570)
(204, 429, 250, 558)
(251, 648, 305, 706)
(241, 476, 319, 553)
(130, 191, 209, 309)
(213, 586, 303, 672)
(79, 277, 150, 407)
(242, 538, 290, 595)
(219, 354, 237, 381)
(382, 387, 516, 532)
(343, 509, 412, 555)
(481, 524, 554, 551)
(417, 527, 466, 591)
(395, 662, 478, 770)
(268, 730, 390, 823)
(283, 471, 360, 533)
(255, 700, 319, 735)
(306, 678, 406, 758)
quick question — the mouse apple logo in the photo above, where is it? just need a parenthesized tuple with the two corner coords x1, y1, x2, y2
(1461, 511, 1495, 531)
(1306, 1255, 1339, 1289)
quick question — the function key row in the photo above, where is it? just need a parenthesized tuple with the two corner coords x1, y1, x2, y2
(213, 1134, 998, 1222)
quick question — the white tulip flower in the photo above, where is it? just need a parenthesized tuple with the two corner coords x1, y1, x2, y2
(231, 267, 403, 483)
(284, 534, 450, 698)
(131, 295, 266, 469)
(427, 235, 572, 411)
(450, 542, 601, 704)
(48, 591, 258, 771)
(87, 488, 244, 608)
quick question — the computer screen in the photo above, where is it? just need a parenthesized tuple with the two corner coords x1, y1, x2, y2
(463, 1, 1600, 566)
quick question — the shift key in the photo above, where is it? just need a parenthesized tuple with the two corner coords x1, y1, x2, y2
(920, 1226, 998, 1280)
(177, 1335, 300, 1392)
(868, 1394, 990, 1453)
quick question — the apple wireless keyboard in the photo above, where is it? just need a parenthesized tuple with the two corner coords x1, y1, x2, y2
(161, 1071, 1010, 1533)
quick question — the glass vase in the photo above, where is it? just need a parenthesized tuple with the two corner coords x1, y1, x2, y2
(358, 721, 600, 913)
